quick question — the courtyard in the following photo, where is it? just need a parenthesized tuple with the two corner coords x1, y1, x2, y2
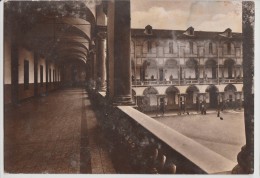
(154, 111, 245, 163)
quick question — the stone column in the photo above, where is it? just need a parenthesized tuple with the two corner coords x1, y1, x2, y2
(113, 0, 133, 105)
(232, 1, 254, 174)
(97, 32, 107, 92)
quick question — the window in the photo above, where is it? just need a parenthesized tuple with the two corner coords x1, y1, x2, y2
(49, 69, 51, 83)
(189, 42, 193, 54)
(40, 65, 43, 87)
(169, 42, 173, 54)
(24, 60, 29, 90)
(53, 69, 55, 82)
(209, 42, 213, 54)
(147, 41, 152, 52)
(189, 28, 194, 35)
(227, 42, 231, 55)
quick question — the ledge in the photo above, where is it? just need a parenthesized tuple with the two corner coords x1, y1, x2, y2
(117, 106, 236, 174)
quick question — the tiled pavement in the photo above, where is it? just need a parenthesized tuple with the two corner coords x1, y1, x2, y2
(4, 88, 115, 174)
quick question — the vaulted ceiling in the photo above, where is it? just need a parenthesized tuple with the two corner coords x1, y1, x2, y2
(4, 1, 97, 64)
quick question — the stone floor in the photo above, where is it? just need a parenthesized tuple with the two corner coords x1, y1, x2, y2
(4, 88, 115, 174)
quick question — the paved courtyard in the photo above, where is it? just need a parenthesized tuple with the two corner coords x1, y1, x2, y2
(154, 111, 245, 162)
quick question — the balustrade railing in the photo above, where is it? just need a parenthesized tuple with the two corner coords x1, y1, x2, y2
(89, 90, 236, 174)
(132, 78, 243, 86)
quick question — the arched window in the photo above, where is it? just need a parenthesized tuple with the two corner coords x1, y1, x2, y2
(189, 41, 193, 54)
(209, 42, 213, 54)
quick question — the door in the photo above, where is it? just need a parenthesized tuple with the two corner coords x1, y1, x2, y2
(209, 89, 218, 108)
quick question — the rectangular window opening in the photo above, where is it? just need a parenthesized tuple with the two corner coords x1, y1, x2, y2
(24, 60, 29, 90)
(49, 69, 51, 83)
(40, 65, 43, 87)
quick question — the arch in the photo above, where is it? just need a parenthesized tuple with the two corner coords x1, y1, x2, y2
(185, 58, 199, 79)
(186, 85, 199, 93)
(186, 85, 199, 107)
(165, 59, 178, 67)
(206, 85, 219, 108)
(206, 84, 219, 93)
(205, 59, 217, 79)
(224, 84, 237, 107)
(166, 86, 179, 110)
(224, 84, 237, 92)
(143, 86, 158, 95)
(164, 59, 179, 80)
(143, 87, 158, 109)
(224, 58, 236, 66)
(224, 59, 236, 79)
(143, 59, 158, 80)
(166, 86, 180, 94)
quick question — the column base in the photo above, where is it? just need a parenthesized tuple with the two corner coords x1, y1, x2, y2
(113, 95, 134, 106)
(232, 145, 254, 174)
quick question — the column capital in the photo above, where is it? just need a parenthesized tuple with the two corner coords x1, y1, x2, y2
(97, 31, 107, 40)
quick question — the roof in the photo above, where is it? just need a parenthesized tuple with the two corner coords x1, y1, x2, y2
(131, 29, 242, 40)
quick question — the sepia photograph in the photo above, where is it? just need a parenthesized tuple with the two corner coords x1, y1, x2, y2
(0, 0, 256, 176)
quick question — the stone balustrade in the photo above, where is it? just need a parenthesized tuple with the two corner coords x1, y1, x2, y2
(89, 89, 236, 174)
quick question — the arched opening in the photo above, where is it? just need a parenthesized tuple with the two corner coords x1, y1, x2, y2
(224, 84, 237, 108)
(143, 59, 157, 81)
(166, 86, 179, 110)
(186, 59, 199, 79)
(224, 59, 235, 79)
(142, 87, 158, 111)
(165, 59, 178, 81)
(206, 85, 219, 108)
(186, 85, 199, 108)
(205, 59, 217, 79)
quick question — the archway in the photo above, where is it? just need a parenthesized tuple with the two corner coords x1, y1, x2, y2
(166, 86, 180, 110)
(143, 87, 158, 111)
(224, 59, 235, 79)
(186, 85, 199, 108)
(165, 59, 178, 81)
(205, 59, 217, 79)
(206, 85, 219, 108)
(224, 84, 237, 108)
(186, 59, 199, 79)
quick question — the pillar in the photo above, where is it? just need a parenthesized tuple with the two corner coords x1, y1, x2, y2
(112, 0, 133, 105)
(97, 32, 107, 92)
(232, 1, 254, 174)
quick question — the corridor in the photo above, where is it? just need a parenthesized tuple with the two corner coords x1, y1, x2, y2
(4, 88, 115, 173)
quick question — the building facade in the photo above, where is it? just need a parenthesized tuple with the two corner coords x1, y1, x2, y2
(130, 26, 243, 112)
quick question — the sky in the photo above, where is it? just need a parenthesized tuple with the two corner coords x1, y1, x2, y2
(131, 0, 242, 32)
